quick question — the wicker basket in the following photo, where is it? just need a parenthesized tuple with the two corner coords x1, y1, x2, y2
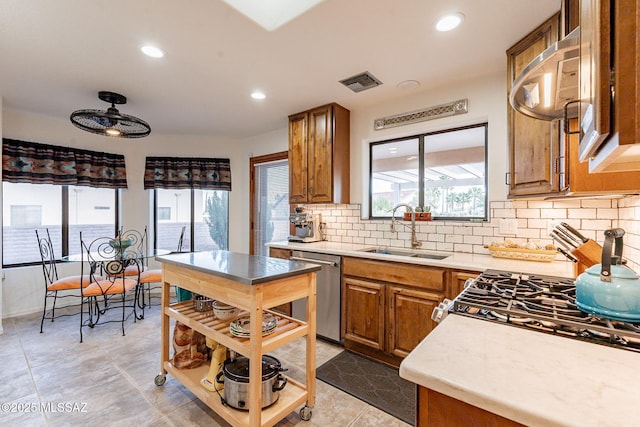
(487, 246, 557, 262)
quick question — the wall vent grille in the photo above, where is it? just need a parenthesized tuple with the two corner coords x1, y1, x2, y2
(339, 71, 382, 93)
(374, 99, 468, 130)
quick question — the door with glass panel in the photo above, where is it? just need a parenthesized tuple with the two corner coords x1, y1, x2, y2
(250, 152, 289, 256)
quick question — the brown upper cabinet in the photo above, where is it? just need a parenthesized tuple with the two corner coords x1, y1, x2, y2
(580, 0, 640, 173)
(507, 5, 640, 198)
(288, 103, 350, 204)
(506, 13, 562, 197)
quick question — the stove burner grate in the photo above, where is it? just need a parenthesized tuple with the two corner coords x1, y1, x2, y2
(451, 269, 640, 352)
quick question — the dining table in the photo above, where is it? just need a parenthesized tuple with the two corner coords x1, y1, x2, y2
(61, 248, 171, 262)
(62, 248, 172, 313)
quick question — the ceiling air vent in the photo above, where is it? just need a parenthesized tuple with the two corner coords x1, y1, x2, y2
(340, 71, 382, 93)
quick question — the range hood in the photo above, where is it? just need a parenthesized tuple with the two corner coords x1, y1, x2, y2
(509, 27, 580, 121)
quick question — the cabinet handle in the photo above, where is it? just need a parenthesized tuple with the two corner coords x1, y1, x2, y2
(505, 172, 511, 186)
(563, 100, 580, 135)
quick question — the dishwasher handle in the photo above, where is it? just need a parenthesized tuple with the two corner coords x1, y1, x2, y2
(289, 256, 337, 267)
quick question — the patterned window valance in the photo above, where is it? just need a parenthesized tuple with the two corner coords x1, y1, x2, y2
(144, 156, 232, 190)
(2, 138, 128, 189)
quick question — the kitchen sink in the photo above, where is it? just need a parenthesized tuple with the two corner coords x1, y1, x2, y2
(359, 247, 450, 260)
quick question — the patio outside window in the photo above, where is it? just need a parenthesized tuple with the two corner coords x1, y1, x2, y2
(369, 123, 488, 220)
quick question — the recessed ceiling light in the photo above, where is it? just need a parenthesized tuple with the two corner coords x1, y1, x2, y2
(251, 91, 266, 100)
(397, 80, 420, 90)
(141, 45, 165, 58)
(435, 12, 464, 32)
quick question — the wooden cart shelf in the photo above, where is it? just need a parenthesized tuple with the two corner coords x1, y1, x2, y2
(166, 301, 310, 355)
(155, 251, 319, 427)
(164, 361, 309, 427)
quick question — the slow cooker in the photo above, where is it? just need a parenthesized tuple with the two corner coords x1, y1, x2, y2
(216, 354, 287, 410)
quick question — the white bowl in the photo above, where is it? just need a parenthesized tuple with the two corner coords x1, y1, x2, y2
(212, 301, 239, 320)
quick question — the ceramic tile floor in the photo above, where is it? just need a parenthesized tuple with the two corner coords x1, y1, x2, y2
(0, 300, 412, 427)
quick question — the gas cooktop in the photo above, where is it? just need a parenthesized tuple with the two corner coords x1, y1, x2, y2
(433, 269, 640, 352)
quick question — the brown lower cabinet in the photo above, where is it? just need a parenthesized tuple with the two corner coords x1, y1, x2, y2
(418, 387, 525, 427)
(342, 257, 479, 366)
(449, 270, 481, 300)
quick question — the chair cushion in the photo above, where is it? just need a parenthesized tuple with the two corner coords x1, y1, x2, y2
(139, 269, 162, 283)
(105, 265, 143, 277)
(48, 274, 99, 291)
(83, 278, 138, 296)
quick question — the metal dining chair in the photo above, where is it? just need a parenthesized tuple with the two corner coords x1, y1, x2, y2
(139, 225, 187, 307)
(78, 232, 142, 342)
(36, 228, 95, 333)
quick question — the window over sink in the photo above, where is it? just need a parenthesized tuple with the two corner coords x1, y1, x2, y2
(369, 123, 488, 220)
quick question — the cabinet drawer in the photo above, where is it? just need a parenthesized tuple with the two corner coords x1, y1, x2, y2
(343, 257, 446, 292)
(269, 247, 292, 260)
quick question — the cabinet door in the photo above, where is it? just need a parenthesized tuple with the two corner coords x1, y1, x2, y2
(388, 286, 440, 358)
(307, 105, 333, 203)
(449, 270, 480, 300)
(344, 278, 385, 351)
(417, 387, 526, 427)
(564, 118, 640, 193)
(507, 13, 561, 197)
(289, 112, 308, 203)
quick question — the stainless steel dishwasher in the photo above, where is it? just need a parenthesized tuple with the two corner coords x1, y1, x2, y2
(289, 250, 341, 343)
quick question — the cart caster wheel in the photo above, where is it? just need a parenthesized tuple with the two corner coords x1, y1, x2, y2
(154, 374, 166, 386)
(299, 406, 312, 421)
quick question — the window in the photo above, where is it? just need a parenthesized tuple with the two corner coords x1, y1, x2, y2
(157, 207, 171, 221)
(68, 185, 117, 256)
(250, 154, 289, 256)
(154, 189, 229, 252)
(10, 205, 42, 226)
(2, 182, 118, 266)
(370, 123, 487, 220)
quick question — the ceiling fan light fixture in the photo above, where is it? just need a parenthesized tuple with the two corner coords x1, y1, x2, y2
(70, 91, 151, 138)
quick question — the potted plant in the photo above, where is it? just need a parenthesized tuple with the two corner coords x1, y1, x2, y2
(415, 206, 432, 221)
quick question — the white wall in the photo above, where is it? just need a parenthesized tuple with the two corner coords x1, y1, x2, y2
(349, 71, 507, 215)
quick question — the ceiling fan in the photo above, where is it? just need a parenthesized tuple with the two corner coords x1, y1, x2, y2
(70, 91, 151, 138)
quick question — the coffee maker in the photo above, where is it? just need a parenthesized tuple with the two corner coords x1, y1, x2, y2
(288, 212, 322, 243)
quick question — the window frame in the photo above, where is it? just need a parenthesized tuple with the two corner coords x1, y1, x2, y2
(2, 185, 120, 268)
(368, 123, 489, 221)
(153, 188, 230, 252)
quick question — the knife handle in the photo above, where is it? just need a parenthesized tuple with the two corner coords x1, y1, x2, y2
(556, 247, 578, 263)
(560, 222, 588, 243)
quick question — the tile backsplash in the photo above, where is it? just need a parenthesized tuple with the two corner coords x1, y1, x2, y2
(301, 195, 640, 271)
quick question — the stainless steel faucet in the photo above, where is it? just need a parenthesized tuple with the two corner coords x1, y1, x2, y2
(391, 204, 422, 249)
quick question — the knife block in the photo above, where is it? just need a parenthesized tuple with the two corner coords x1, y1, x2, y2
(573, 261, 589, 278)
(570, 240, 603, 267)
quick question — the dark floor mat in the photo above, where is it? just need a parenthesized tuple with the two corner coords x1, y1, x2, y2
(316, 351, 415, 425)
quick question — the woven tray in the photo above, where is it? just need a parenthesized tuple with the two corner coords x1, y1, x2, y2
(487, 246, 557, 262)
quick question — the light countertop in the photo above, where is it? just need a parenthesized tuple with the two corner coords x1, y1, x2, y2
(399, 315, 640, 427)
(156, 250, 320, 285)
(268, 241, 575, 278)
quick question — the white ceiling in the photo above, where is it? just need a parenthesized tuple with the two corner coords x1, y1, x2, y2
(0, 0, 560, 139)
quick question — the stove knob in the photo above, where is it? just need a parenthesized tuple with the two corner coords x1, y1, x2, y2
(431, 299, 452, 323)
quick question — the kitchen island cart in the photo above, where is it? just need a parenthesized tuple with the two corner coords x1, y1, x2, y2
(154, 251, 320, 427)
